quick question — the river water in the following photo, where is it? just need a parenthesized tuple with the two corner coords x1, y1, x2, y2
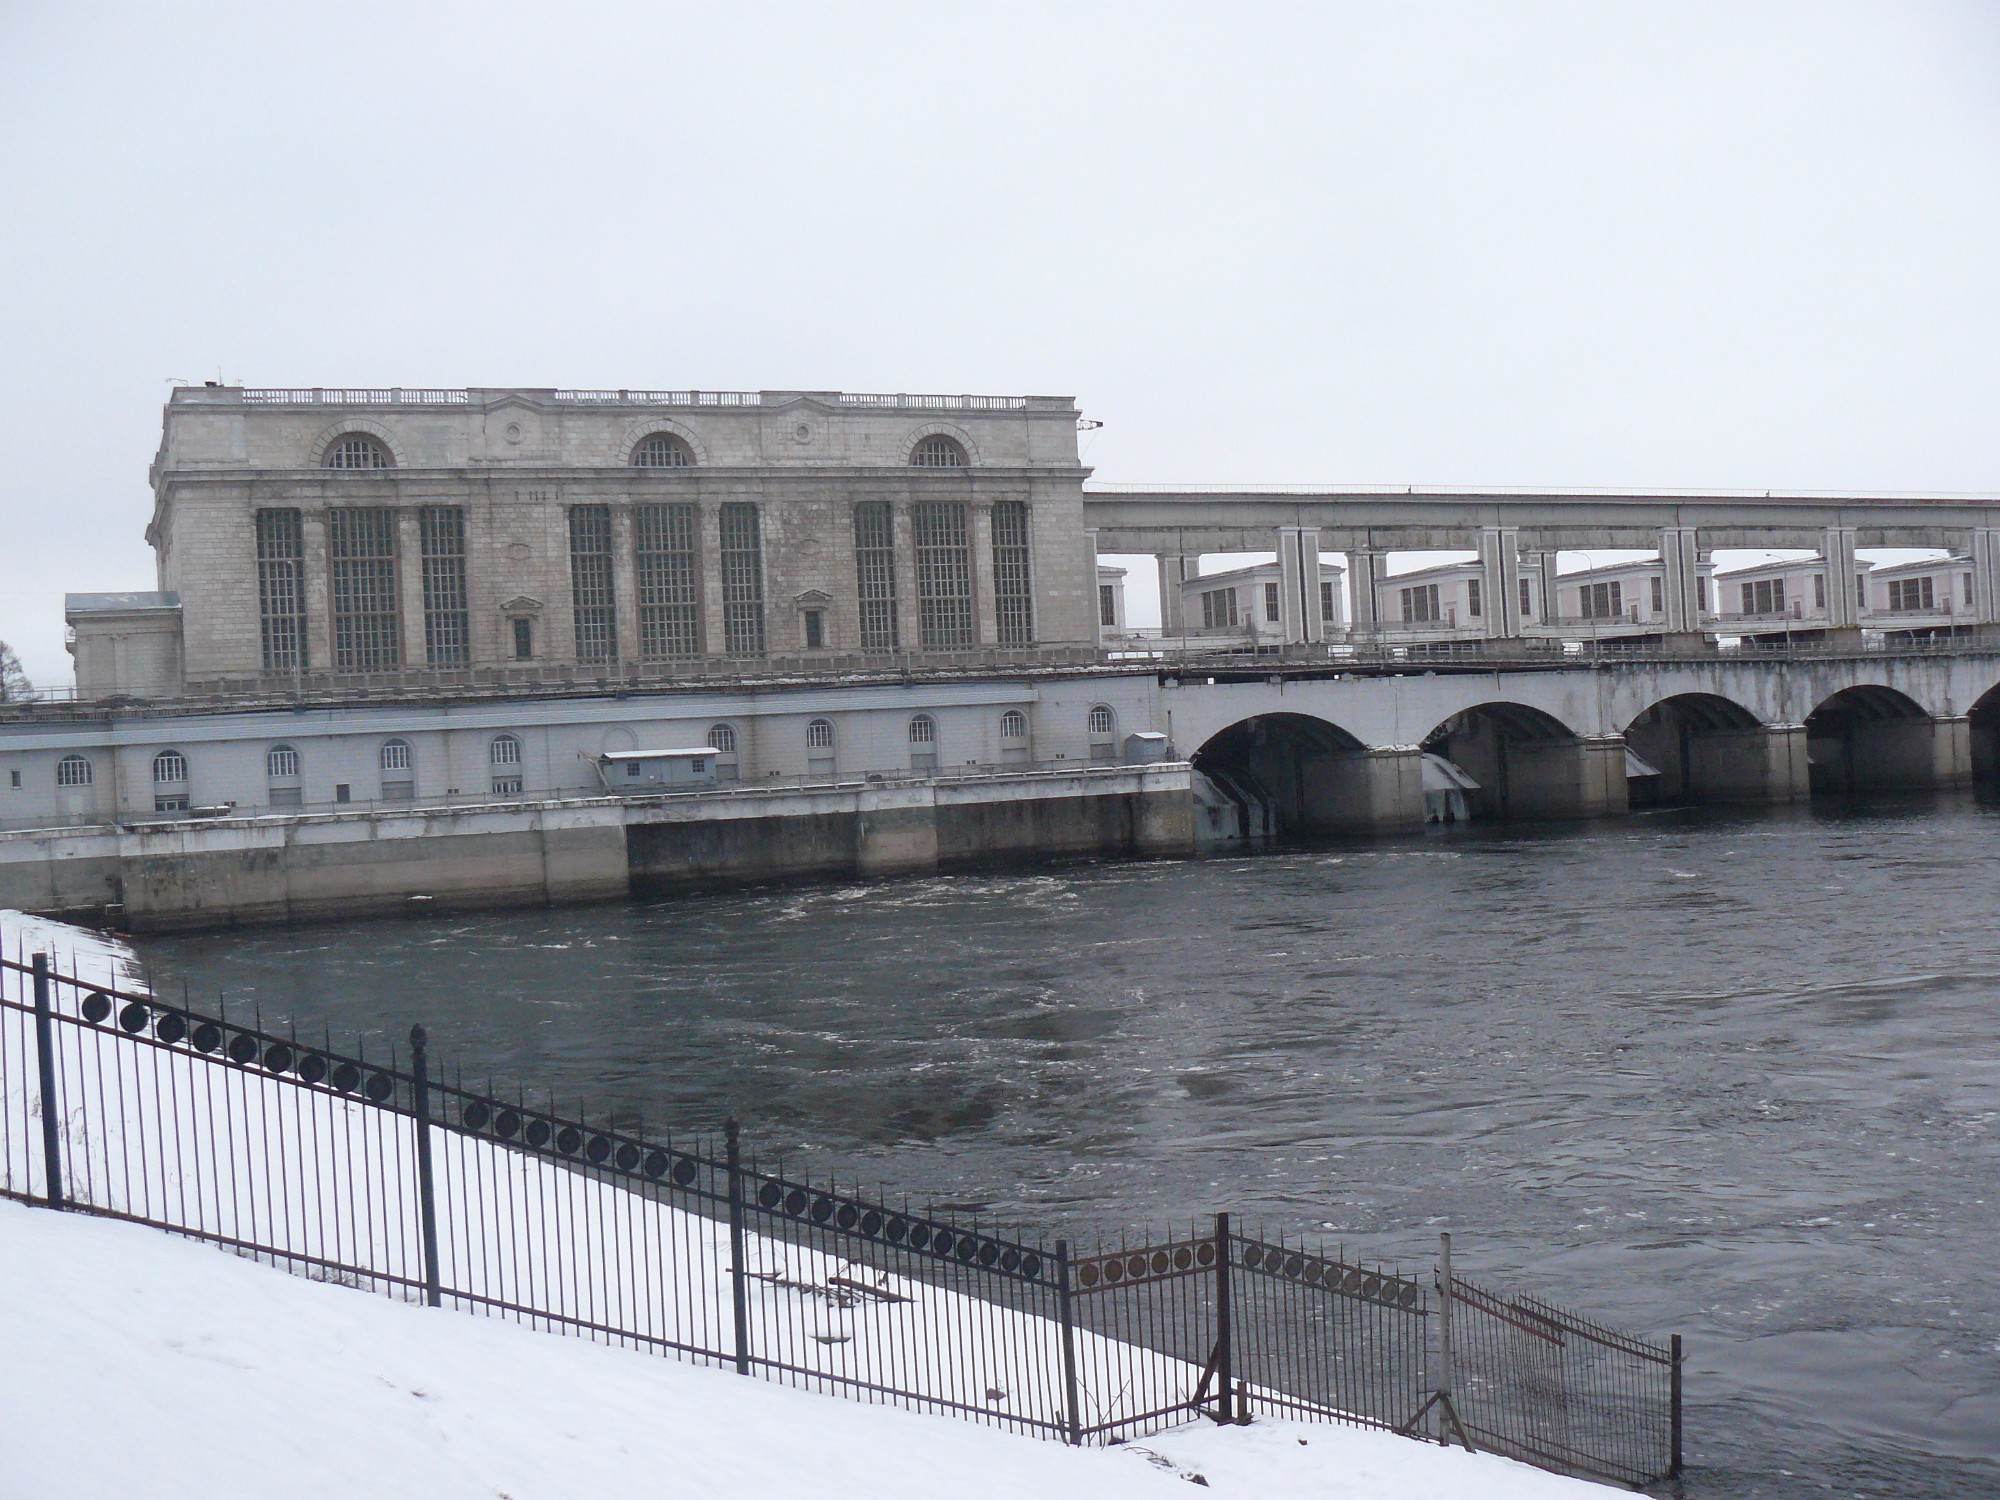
(133, 796, 2000, 1497)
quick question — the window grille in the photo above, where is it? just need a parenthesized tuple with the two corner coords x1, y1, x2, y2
(909, 714, 937, 744)
(55, 755, 92, 787)
(1888, 576, 1934, 612)
(490, 735, 522, 766)
(419, 507, 470, 667)
(379, 740, 413, 773)
(852, 502, 899, 651)
(1321, 579, 1337, 624)
(490, 775, 523, 797)
(325, 433, 393, 469)
(255, 509, 307, 673)
(513, 617, 534, 660)
(991, 501, 1033, 645)
(1582, 581, 1624, 620)
(153, 751, 188, 784)
(1698, 576, 1710, 611)
(1740, 578, 1785, 616)
(632, 432, 694, 468)
(806, 718, 834, 749)
(913, 502, 974, 648)
(1400, 584, 1440, 623)
(1519, 577, 1533, 618)
(267, 745, 300, 779)
(1265, 581, 1282, 623)
(1088, 705, 1115, 737)
(910, 435, 966, 467)
(329, 508, 401, 670)
(1201, 589, 1239, 629)
(1651, 576, 1665, 614)
(720, 504, 766, 655)
(568, 505, 617, 664)
(1099, 584, 1117, 628)
(707, 723, 737, 753)
(1000, 710, 1027, 740)
(1467, 578, 1483, 619)
(635, 503, 701, 658)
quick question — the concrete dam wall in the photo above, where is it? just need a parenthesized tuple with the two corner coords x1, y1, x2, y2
(0, 766, 1195, 933)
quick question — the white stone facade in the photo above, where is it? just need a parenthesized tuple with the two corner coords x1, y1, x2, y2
(142, 387, 1095, 690)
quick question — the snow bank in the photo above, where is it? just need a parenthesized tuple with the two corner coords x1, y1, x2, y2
(0, 1197, 1613, 1500)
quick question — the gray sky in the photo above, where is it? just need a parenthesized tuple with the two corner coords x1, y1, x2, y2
(3, 2, 1998, 680)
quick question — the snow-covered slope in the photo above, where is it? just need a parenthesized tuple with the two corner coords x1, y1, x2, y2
(0, 1197, 1612, 1499)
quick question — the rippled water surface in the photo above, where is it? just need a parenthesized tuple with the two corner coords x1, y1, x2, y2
(135, 797, 2000, 1497)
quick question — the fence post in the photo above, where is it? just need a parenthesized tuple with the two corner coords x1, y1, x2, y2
(408, 1025, 441, 1308)
(1670, 1333, 1684, 1480)
(1055, 1239, 1083, 1445)
(31, 953, 63, 1210)
(725, 1117, 750, 1375)
(1213, 1212, 1235, 1424)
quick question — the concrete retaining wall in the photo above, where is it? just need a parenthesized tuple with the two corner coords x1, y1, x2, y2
(0, 766, 1194, 932)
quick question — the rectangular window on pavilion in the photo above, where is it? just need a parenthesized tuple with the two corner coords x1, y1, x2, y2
(1740, 578, 1786, 616)
(1520, 576, 1534, 618)
(1200, 587, 1239, 629)
(719, 503, 766, 655)
(418, 506, 469, 667)
(1400, 583, 1440, 623)
(913, 501, 974, 649)
(991, 501, 1033, 645)
(635, 503, 701, 659)
(852, 502, 899, 651)
(254, 508, 307, 673)
(1100, 583, 1118, 628)
(1321, 579, 1337, 624)
(328, 508, 400, 670)
(568, 505, 617, 664)
(1888, 576, 1935, 612)
(1581, 580, 1624, 620)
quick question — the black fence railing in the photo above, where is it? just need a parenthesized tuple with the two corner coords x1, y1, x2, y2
(0, 950, 1681, 1489)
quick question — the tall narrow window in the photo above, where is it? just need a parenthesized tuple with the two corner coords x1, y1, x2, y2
(991, 501, 1033, 646)
(568, 505, 617, 664)
(853, 502, 899, 650)
(1264, 580, 1282, 623)
(418, 507, 469, 666)
(1813, 574, 1827, 610)
(255, 508, 307, 673)
(1519, 576, 1534, 618)
(1322, 578, 1338, 624)
(328, 508, 400, 670)
(1466, 578, 1483, 618)
(720, 503, 765, 655)
(1100, 584, 1117, 628)
(1650, 575, 1665, 614)
(635, 503, 701, 659)
(913, 501, 974, 648)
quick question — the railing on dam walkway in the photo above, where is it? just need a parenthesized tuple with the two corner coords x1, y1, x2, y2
(0, 950, 1683, 1490)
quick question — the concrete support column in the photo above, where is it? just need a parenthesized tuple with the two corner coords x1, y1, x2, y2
(1657, 527, 1702, 636)
(972, 504, 999, 647)
(302, 511, 332, 674)
(1276, 526, 1324, 644)
(1347, 550, 1381, 632)
(1157, 553, 1190, 639)
(1083, 528, 1103, 645)
(1537, 552, 1562, 628)
(1968, 528, 2000, 626)
(611, 507, 640, 665)
(1686, 724, 1810, 803)
(395, 510, 426, 669)
(1821, 527, 1860, 629)
(698, 503, 727, 657)
(1299, 746, 1426, 832)
(1477, 527, 1522, 638)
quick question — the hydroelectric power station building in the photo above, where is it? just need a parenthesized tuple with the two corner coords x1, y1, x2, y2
(8, 382, 2000, 928)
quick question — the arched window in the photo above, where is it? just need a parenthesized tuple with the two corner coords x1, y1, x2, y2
(908, 714, 937, 744)
(1000, 710, 1028, 740)
(1088, 705, 1116, 737)
(707, 723, 737, 754)
(267, 745, 300, 779)
(55, 754, 92, 787)
(806, 718, 835, 750)
(153, 750, 189, 784)
(490, 734, 522, 766)
(632, 432, 695, 468)
(379, 739, 413, 773)
(910, 435, 966, 468)
(325, 433, 394, 470)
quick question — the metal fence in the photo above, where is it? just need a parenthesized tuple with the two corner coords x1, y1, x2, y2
(0, 951, 1681, 1489)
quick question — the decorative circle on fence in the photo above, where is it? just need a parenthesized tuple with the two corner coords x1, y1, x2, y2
(644, 1150, 670, 1179)
(296, 1054, 326, 1085)
(153, 1012, 186, 1045)
(670, 1157, 698, 1188)
(264, 1044, 293, 1074)
(330, 1061, 360, 1092)
(1399, 1283, 1419, 1309)
(1174, 1247, 1194, 1271)
(1196, 1243, 1215, 1267)
(886, 1217, 909, 1245)
(932, 1229, 955, 1257)
(783, 1187, 808, 1216)
(1150, 1251, 1170, 1275)
(81, 991, 111, 1024)
(494, 1109, 520, 1139)
(1241, 1245, 1263, 1270)
(978, 1242, 999, 1267)
(836, 1204, 858, 1231)
(1285, 1255, 1305, 1278)
(1079, 1263, 1100, 1287)
(365, 1073, 394, 1103)
(810, 1196, 834, 1224)
(585, 1135, 611, 1165)
(1361, 1275, 1381, 1299)
(228, 1034, 259, 1066)
(1000, 1247, 1020, 1273)
(1127, 1254, 1147, 1278)
(1019, 1252, 1042, 1279)
(758, 1181, 782, 1209)
(119, 1001, 149, 1035)
(860, 1209, 883, 1237)
(556, 1126, 583, 1156)
(908, 1224, 931, 1251)
(1304, 1261, 1323, 1285)
(615, 1143, 640, 1172)
(525, 1119, 551, 1147)
(1103, 1259, 1123, 1283)
(1341, 1269, 1363, 1294)
(462, 1100, 491, 1130)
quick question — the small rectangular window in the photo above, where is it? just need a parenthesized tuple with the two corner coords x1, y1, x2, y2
(1100, 583, 1117, 628)
(8, 769, 20, 789)
(1321, 579, 1337, 623)
(334, 783, 351, 804)
(1966, 573, 1974, 605)
(1264, 581, 1281, 622)
(1651, 576, 1664, 614)
(1520, 577, 1533, 618)
(512, 617, 533, 660)
(1814, 574, 1826, 610)
(1466, 578, 1482, 619)
(1698, 576, 1709, 611)
(803, 610, 824, 649)
(491, 775, 523, 797)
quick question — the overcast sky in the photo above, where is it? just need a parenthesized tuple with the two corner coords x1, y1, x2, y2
(3, 2, 1998, 680)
